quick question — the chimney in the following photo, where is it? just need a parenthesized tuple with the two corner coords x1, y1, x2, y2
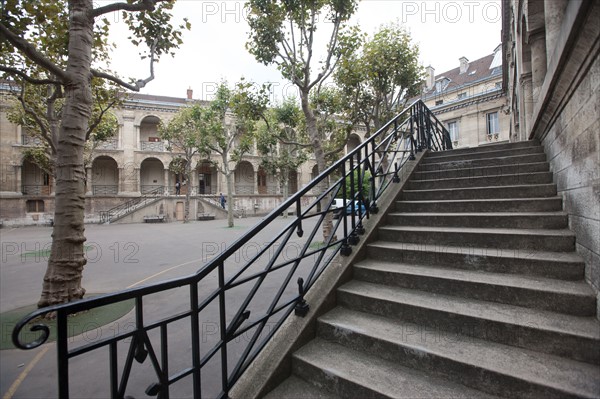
(186, 87, 193, 100)
(426, 66, 435, 90)
(459, 57, 469, 74)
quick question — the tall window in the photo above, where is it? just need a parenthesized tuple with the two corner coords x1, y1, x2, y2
(448, 121, 459, 142)
(487, 112, 499, 135)
(26, 200, 44, 212)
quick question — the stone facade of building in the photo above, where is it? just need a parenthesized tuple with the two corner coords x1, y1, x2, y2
(420, 45, 510, 148)
(502, 0, 599, 315)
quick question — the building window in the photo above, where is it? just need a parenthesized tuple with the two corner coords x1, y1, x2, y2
(435, 100, 443, 106)
(487, 112, 499, 135)
(26, 200, 44, 212)
(448, 121, 459, 142)
(457, 92, 466, 100)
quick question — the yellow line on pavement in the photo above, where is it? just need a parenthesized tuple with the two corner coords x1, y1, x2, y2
(126, 256, 211, 289)
(3, 345, 50, 399)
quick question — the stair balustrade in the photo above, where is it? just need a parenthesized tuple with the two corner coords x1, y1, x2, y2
(99, 186, 164, 223)
(12, 100, 451, 399)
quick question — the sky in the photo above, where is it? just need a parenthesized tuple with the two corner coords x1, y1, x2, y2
(103, 0, 502, 103)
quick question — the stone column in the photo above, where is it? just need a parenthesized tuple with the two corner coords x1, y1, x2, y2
(134, 124, 141, 150)
(85, 167, 93, 195)
(164, 169, 170, 195)
(544, 0, 568, 67)
(135, 168, 141, 194)
(15, 164, 22, 194)
(520, 73, 534, 140)
(254, 170, 259, 194)
(529, 29, 547, 106)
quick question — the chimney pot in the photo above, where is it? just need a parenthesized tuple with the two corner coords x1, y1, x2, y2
(459, 57, 469, 74)
(186, 87, 193, 100)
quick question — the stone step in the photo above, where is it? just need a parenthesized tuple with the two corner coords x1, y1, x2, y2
(412, 161, 550, 180)
(395, 197, 564, 213)
(318, 308, 600, 399)
(366, 241, 585, 280)
(377, 225, 576, 251)
(406, 171, 553, 190)
(422, 145, 544, 164)
(400, 183, 557, 200)
(292, 339, 499, 399)
(418, 153, 547, 171)
(429, 139, 539, 157)
(337, 281, 600, 364)
(353, 259, 596, 316)
(263, 375, 341, 399)
(386, 211, 569, 229)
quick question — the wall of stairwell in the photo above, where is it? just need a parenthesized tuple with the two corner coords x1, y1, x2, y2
(503, 0, 600, 316)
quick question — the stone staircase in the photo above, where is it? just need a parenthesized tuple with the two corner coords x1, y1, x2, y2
(264, 140, 600, 399)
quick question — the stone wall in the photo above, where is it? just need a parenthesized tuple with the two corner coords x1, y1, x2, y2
(540, 52, 599, 306)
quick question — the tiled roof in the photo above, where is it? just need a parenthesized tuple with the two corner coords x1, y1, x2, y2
(423, 53, 500, 97)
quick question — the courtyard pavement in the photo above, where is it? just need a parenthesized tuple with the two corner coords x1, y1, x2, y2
(0, 215, 323, 398)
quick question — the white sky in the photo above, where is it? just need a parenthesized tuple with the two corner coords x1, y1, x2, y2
(103, 0, 502, 103)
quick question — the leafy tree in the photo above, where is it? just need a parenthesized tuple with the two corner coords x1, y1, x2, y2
(336, 21, 424, 136)
(197, 81, 270, 228)
(7, 79, 120, 181)
(0, 0, 189, 307)
(159, 105, 204, 223)
(246, 0, 360, 240)
(256, 100, 309, 215)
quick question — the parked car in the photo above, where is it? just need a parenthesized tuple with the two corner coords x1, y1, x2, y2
(332, 199, 367, 218)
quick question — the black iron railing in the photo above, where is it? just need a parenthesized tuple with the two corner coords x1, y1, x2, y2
(99, 186, 164, 223)
(12, 100, 451, 398)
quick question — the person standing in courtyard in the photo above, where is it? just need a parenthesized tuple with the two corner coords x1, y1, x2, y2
(175, 181, 181, 195)
(220, 193, 226, 209)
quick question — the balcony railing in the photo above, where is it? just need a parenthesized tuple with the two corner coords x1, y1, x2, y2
(92, 185, 118, 195)
(12, 100, 451, 399)
(140, 141, 165, 152)
(22, 185, 51, 195)
(21, 134, 42, 146)
(96, 138, 118, 150)
(234, 184, 255, 195)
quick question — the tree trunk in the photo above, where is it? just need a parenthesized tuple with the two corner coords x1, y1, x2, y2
(183, 159, 191, 223)
(226, 171, 234, 228)
(300, 91, 335, 243)
(281, 171, 289, 219)
(38, 1, 93, 308)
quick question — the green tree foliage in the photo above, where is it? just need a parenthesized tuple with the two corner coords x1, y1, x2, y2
(0, 0, 189, 307)
(336, 21, 424, 135)
(196, 81, 270, 227)
(159, 105, 204, 223)
(246, 0, 360, 240)
(256, 99, 309, 209)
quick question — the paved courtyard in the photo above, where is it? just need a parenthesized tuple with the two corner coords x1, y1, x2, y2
(0, 216, 322, 398)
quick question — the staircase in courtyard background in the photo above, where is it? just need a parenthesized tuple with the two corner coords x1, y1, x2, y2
(266, 140, 600, 398)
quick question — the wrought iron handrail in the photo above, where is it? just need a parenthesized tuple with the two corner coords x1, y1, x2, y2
(12, 100, 451, 398)
(99, 186, 164, 223)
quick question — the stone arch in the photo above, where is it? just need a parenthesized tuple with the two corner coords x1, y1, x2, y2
(169, 158, 188, 195)
(140, 115, 164, 151)
(92, 155, 119, 195)
(21, 159, 51, 195)
(346, 133, 362, 154)
(140, 157, 165, 194)
(197, 160, 218, 195)
(235, 161, 255, 195)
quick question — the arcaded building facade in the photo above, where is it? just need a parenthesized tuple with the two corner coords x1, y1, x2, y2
(0, 88, 366, 224)
(502, 0, 599, 313)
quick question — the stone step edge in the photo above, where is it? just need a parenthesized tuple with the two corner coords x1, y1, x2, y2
(408, 171, 552, 184)
(318, 307, 600, 399)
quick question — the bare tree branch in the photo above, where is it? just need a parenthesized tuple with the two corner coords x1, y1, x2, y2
(0, 66, 62, 85)
(86, 99, 118, 140)
(16, 91, 57, 155)
(91, 35, 158, 91)
(0, 23, 67, 81)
